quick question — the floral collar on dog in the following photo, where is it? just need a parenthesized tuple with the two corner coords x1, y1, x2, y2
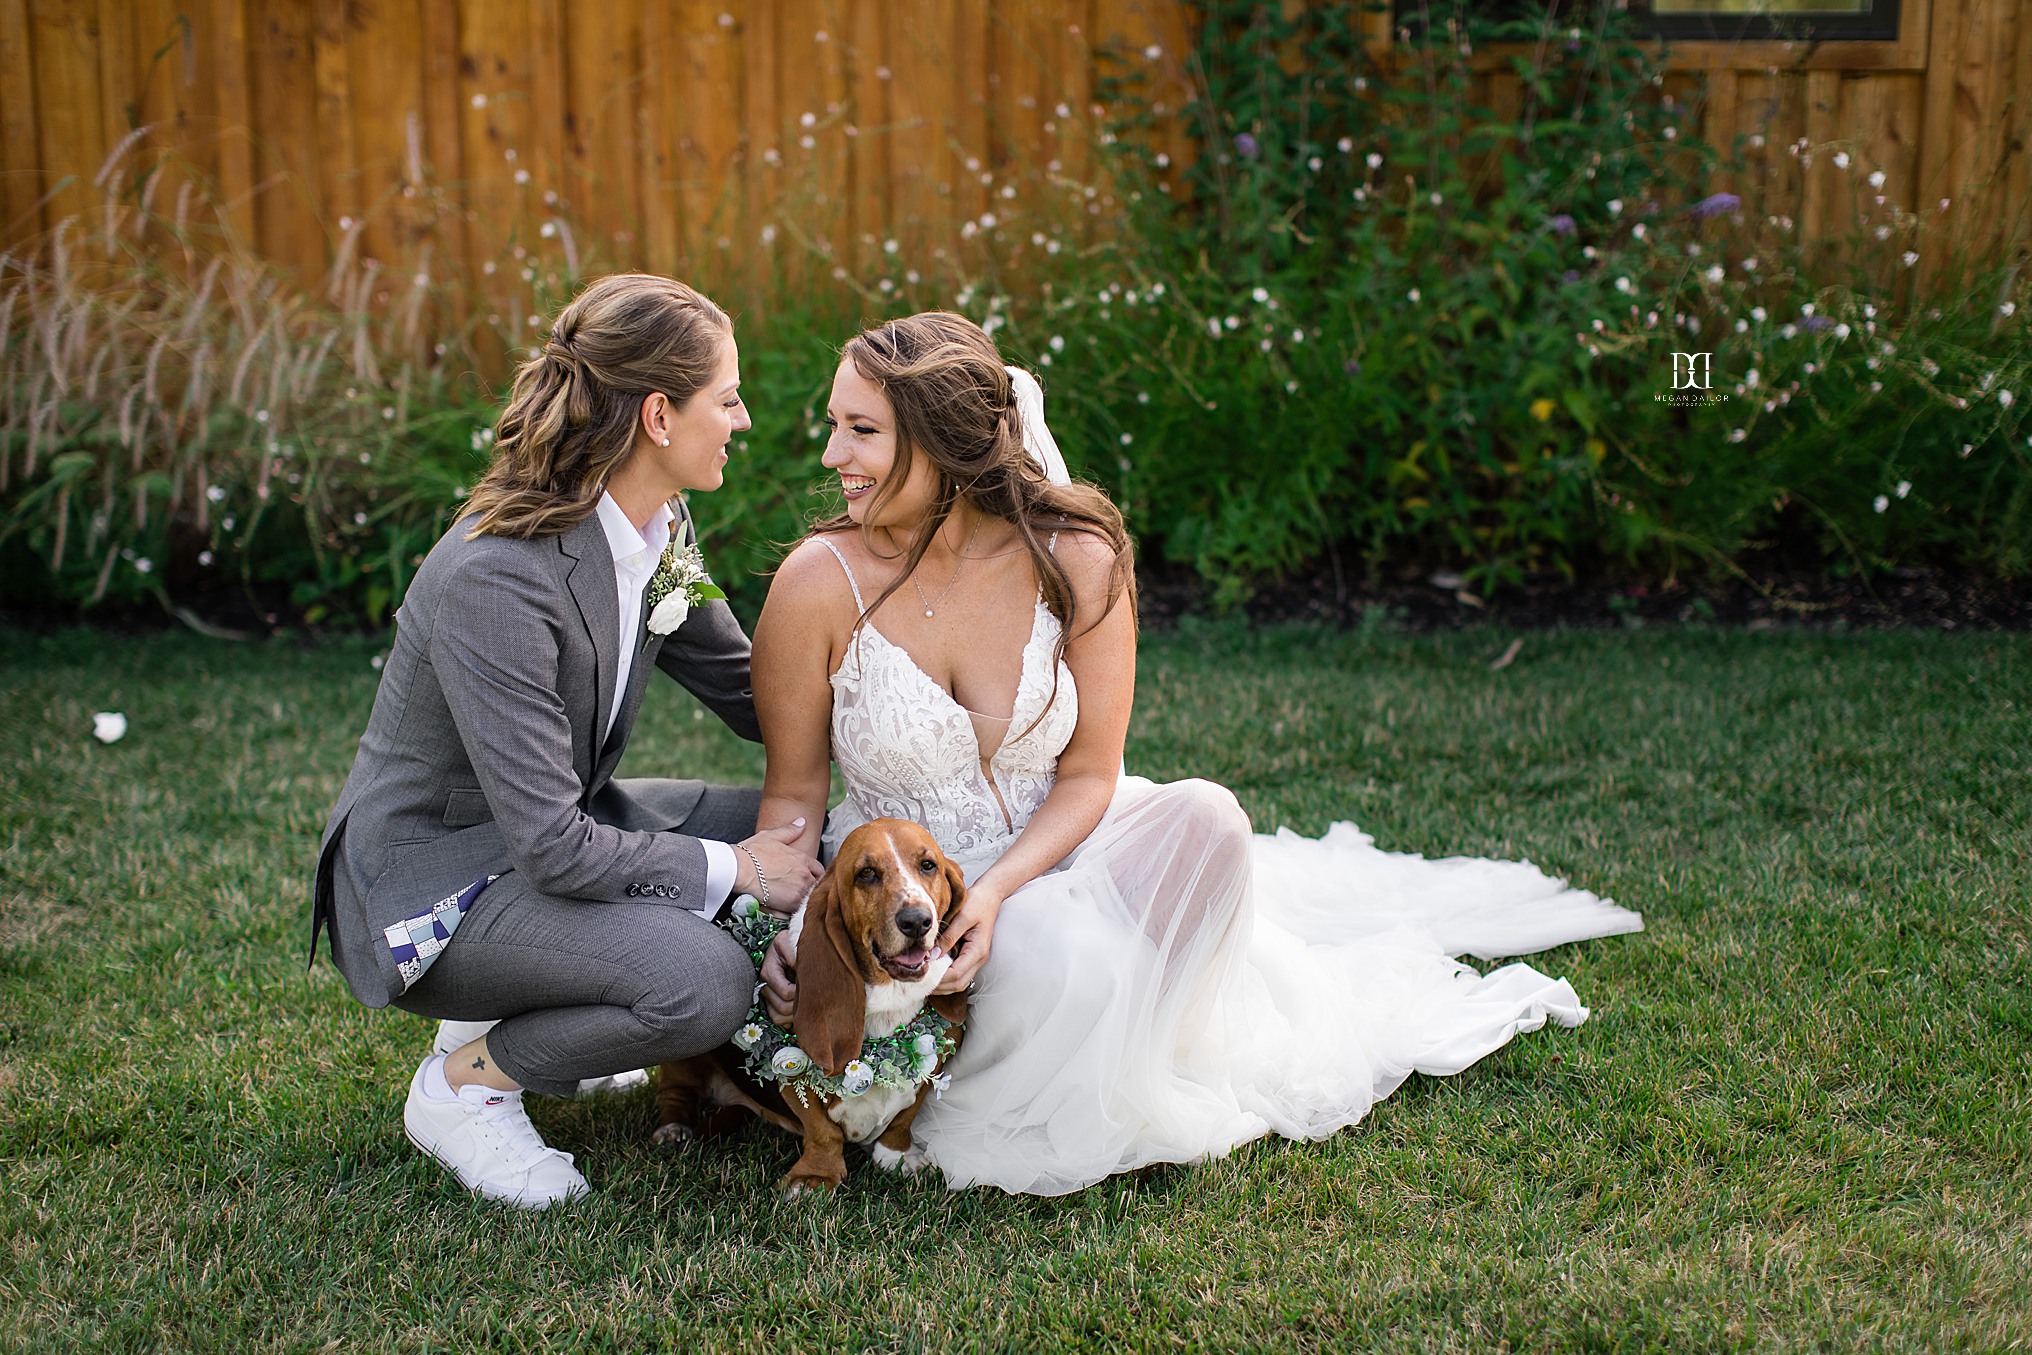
(717, 897, 962, 1107)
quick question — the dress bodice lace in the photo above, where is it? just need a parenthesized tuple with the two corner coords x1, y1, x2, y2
(819, 539, 1079, 862)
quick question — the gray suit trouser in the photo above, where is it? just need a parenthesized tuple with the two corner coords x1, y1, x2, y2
(390, 784, 762, 1097)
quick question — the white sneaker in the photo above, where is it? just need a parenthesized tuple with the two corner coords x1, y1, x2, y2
(432, 1020, 650, 1098)
(402, 1057, 590, 1209)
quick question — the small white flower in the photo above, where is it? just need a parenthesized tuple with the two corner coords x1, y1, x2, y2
(1834, 323, 1851, 340)
(1607, 198, 1623, 216)
(1741, 258, 1758, 272)
(2003, 302, 2018, 317)
(1746, 368, 1761, 389)
(1407, 288, 1421, 303)
(1729, 429, 1746, 443)
(648, 593, 690, 636)
(198, 550, 214, 566)
(1430, 192, 1442, 206)
(1223, 315, 1239, 330)
(1902, 251, 1919, 267)
(1251, 286, 1269, 303)
(1207, 318, 1222, 337)
(92, 712, 127, 744)
(1873, 495, 1889, 514)
(1615, 276, 1634, 294)
(1136, 391, 1150, 404)
(840, 1060, 875, 1096)
(1834, 151, 1850, 170)
(1048, 334, 1065, 353)
(1751, 306, 1767, 323)
(771, 1046, 812, 1078)
(1896, 480, 1911, 499)
(1119, 432, 1133, 445)
(1869, 169, 1886, 188)
(733, 1023, 765, 1051)
(1338, 137, 1353, 153)
(1366, 152, 1383, 169)
(1308, 156, 1322, 171)
(1631, 223, 1648, 240)
(1705, 265, 1724, 284)
(2002, 390, 2017, 408)
(1735, 319, 1749, 333)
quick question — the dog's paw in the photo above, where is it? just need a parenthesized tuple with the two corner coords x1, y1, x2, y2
(869, 1144, 905, 1172)
(901, 1142, 933, 1173)
(650, 1120, 695, 1148)
(779, 1173, 841, 1199)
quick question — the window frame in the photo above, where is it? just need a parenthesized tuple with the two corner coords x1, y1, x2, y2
(1381, 0, 1930, 72)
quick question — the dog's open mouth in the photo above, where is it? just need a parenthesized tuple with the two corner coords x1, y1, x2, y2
(876, 938, 941, 981)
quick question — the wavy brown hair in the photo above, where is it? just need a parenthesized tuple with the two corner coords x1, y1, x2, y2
(461, 274, 732, 538)
(818, 311, 1136, 665)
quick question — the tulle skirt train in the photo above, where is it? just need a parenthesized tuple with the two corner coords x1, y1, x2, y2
(829, 774, 1643, 1196)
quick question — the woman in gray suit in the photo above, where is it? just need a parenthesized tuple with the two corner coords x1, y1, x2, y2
(311, 274, 822, 1208)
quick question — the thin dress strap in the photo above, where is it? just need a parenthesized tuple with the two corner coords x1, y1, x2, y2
(815, 536, 867, 612)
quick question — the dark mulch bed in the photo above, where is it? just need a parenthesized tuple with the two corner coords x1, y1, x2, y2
(6, 563, 2027, 638)
(1135, 561, 2032, 632)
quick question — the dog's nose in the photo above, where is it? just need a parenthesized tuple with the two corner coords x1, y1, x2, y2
(896, 907, 933, 942)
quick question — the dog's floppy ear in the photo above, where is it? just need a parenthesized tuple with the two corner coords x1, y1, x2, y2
(939, 856, 967, 924)
(792, 869, 867, 1078)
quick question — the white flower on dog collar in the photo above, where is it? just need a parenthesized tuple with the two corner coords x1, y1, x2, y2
(771, 1046, 812, 1078)
(841, 1059, 875, 1096)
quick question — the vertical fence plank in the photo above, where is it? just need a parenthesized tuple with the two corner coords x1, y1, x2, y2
(563, 0, 643, 270)
(639, 0, 682, 277)
(246, 0, 324, 280)
(1701, 69, 1742, 196)
(1848, 70, 1923, 294)
(313, 0, 359, 252)
(210, 0, 254, 246)
(348, 0, 425, 284)
(948, 0, 990, 244)
(460, 0, 536, 338)
(886, 0, 953, 263)
(29, 0, 109, 230)
(92, 0, 134, 155)
(528, 0, 566, 195)
(0, 0, 43, 241)
(738, 0, 779, 278)
(1799, 70, 1841, 253)
(1959, 0, 2021, 265)
(2005, 0, 2032, 258)
(1914, 0, 1966, 291)
(673, 0, 743, 278)
(845, 0, 889, 274)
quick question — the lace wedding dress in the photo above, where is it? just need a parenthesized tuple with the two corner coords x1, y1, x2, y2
(815, 540, 1642, 1196)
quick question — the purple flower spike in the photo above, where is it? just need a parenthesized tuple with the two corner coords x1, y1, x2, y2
(1343, 358, 1362, 376)
(1689, 192, 1741, 219)
(1234, 132, 1260, 160)
(1800, 314, 1835, 332)
(1562, 269, 1582, 284)
(1548, 213, 1577, 235)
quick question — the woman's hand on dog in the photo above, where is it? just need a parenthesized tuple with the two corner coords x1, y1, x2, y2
(933, 885, 1004, 994)
(736, 819, 822, 916)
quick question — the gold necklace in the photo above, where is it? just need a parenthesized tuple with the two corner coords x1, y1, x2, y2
(911, 518, 984, 618)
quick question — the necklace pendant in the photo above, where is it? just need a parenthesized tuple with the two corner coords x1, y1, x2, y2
(924, 608, 935, 618)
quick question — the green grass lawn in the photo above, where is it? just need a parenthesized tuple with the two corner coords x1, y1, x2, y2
(1, 620, 2026, 1353)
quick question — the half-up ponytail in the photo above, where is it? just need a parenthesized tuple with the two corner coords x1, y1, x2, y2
(461, 274, 732, 539)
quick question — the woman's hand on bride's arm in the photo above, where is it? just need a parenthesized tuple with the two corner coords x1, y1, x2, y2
(934, 882, 1005, 994)
(734, 820, 822, 915)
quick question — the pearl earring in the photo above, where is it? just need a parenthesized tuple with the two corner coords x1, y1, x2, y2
(660, 437, 670, 446)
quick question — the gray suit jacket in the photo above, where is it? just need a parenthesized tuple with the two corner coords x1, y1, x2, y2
(310, 503, 761, 1008)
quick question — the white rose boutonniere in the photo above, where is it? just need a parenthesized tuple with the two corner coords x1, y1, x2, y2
(645, 538, 727, 637)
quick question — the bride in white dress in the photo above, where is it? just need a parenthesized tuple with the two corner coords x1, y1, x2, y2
(750, 313, 1642, 1196)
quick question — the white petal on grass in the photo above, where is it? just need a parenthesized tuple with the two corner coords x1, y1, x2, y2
(92, 713, 127, 744)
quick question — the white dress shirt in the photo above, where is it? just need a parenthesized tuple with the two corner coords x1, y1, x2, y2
(594, 492, 738, 917)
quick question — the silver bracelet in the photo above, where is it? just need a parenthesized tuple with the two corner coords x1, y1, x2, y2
(736, 844, 769, 908)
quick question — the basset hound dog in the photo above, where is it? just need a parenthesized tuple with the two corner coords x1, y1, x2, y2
(654, 818, 969, 1195)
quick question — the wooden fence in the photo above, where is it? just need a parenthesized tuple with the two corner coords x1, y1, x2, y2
(1, 0, 2025, 297)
